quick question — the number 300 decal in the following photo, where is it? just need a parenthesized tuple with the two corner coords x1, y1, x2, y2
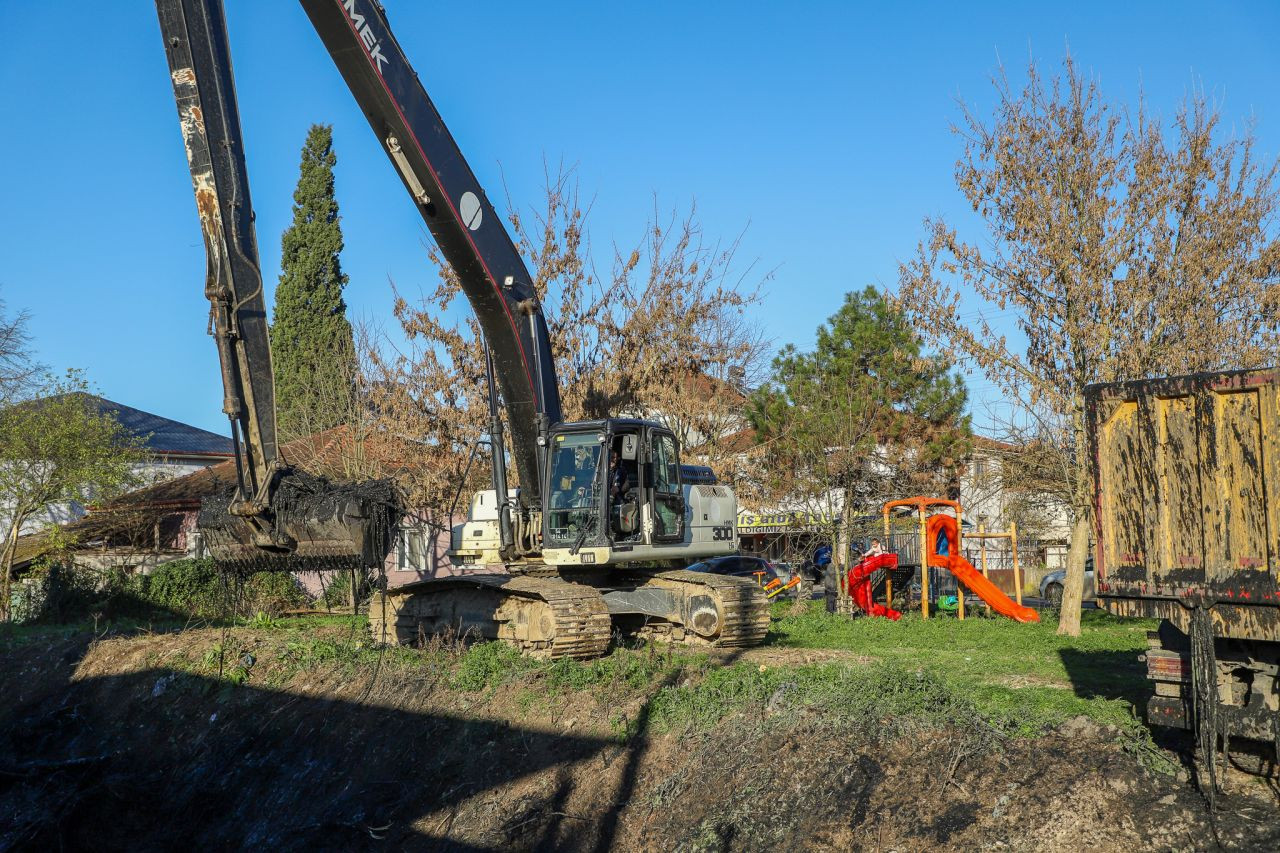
(711, 525, 734, 541)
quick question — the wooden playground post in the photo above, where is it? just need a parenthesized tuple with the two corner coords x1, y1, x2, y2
(882, 510, 892, 607)
(978, 523, 988, 579)
(955, 506, 965, 621)
(1011, 521, 1022, 606)
(918, 506, 929, 619)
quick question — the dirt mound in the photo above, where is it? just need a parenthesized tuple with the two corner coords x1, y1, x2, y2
(1, 626, 1277, 851)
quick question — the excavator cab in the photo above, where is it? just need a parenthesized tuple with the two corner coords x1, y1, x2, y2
(541, 420, 689, 559)
(544, 430, 606, 546)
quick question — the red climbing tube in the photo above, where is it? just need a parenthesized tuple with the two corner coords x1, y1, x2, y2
(926, 515, 1039, 623)
(846, 552, 901, 620)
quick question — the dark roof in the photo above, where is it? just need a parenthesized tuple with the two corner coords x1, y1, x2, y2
(28, 393, 233, 457)
(7, 424, 400, 568)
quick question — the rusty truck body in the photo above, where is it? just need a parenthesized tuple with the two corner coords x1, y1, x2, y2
(1087, 368, 1280, 743)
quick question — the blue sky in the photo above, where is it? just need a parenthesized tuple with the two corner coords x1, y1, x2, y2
(2, 1, 1278, 436)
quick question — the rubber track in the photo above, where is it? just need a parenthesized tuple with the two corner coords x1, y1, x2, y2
(642, 570, 772, 648)
(370, 574, 611, 660)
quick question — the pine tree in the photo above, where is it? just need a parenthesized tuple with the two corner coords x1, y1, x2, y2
(270, 124, 357, 440)
(747, 287, 972, 560)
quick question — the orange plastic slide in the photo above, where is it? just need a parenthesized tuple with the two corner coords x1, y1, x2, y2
(926, 515, 1039, 623)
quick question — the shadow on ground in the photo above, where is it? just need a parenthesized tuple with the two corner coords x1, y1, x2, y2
(1057, 646, 1149, 713)
(0, 632, 621, 851)
(9, 628, 1280, 851)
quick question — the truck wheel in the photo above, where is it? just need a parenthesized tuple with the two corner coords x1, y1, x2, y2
(1045, 583, 1063, 610)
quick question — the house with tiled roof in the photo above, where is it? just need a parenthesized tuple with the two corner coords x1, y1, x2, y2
(9, 425, 456, 586)
(2, 394, 233, 539)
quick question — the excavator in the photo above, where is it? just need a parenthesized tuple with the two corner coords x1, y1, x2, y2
(156, 0, 770, 659)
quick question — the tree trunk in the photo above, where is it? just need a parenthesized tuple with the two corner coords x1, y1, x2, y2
(836, 488, 854, 572)
(1057, 402, 1092, 637)
(0, 514, 25, 622)
(1056, 514, 1091, 636)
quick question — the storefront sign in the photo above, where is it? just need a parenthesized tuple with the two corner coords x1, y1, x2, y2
(736, 511, 834, 535)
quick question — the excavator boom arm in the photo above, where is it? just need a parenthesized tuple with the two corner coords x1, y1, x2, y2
(158, 0, 562, 565)
(156, 0, 284, 529)
(300, 0, 562, 505)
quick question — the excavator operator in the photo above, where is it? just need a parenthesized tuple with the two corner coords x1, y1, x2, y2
(608, 445, 640, 540)
(608, 449, 630, 502)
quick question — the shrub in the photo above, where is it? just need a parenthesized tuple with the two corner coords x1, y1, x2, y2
(7, 557, 311, 625)
(146, 560, 307, 619)
(145, 558, 224, 617)
(241, 571, 306, 617)
(319, 569, 373, 612)
(9, 569, 56, 624)
(9, 560, 163, 624)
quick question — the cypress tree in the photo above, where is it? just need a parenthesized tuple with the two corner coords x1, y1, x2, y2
(270, 124, 357, 439)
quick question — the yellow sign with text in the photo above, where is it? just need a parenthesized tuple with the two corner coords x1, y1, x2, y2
(736, 511, 834, 534)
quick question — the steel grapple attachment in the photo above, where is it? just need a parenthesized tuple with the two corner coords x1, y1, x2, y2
(198, 471, 405, 572)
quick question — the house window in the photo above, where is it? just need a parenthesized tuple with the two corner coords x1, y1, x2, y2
(190, 530, 208, 559)
(396, 527, 431, 572)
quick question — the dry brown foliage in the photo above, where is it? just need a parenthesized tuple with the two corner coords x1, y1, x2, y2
(368, 167, 768, 517)
(898, 55, 1280, 633)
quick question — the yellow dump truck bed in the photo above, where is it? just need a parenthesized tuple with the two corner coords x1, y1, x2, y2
(1086, 368, 1280, 641)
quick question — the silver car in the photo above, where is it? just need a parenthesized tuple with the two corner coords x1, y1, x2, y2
(1039, 566, 1095, 607)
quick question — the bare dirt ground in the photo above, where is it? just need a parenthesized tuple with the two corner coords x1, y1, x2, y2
(2, 626, 1279, 851)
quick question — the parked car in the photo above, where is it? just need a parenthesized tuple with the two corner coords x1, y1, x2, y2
(686, 555, 779, 584)
(770, 561, 797, 582)
(1039, 562, 1095, 608)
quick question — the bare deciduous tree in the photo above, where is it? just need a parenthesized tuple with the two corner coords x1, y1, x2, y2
(0, 298, 39, 406)
(372, 167, 769, 521)
(898, 55, 1280, 634)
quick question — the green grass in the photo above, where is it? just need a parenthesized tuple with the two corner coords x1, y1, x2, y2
(0, 609, 366, 652)
(645, 659, 992, 736)
(3, 602, 1162, 750)
(449, 638, 706, 696)
(0, 615, 179, 649)
(430, 601, 1158, 741)
(767, 600, 1158, 734)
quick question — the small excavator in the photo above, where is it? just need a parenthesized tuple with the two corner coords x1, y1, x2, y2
(156, 0, 770, 659)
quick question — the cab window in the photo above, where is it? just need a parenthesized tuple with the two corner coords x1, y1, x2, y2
(546, 433, 602, 544)
(650, 432, 683, 540)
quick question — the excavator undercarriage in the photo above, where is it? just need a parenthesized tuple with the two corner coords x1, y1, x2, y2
(368, 568, 771, 660)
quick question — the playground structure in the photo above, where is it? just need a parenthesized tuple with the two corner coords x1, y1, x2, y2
(969, 521, 1023, 605)
(838, 497, 1038, 622)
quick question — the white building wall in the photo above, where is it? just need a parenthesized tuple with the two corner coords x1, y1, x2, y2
(1, 454, 228, 538)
